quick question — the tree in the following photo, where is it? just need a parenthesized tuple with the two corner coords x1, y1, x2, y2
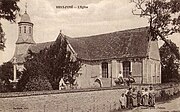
(43, 34, 81, 89)
(0, 62, 21, 92)
(17, 58, 53, 91)
(0, 23, 5, 51)
(160, 40, 180, 83)
(0, 0, 20, 50)
(131, 0, 180, 59)
(18, 33, 82, 90)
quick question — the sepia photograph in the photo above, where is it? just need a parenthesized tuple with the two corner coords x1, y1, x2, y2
(0, 0, 180, 111)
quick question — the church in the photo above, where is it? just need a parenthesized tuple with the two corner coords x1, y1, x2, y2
(11, 10, 161, 88)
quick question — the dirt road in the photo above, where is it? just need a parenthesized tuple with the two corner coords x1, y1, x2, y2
(125, 97, 180, 112)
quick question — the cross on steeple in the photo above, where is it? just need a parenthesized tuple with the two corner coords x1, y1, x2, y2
(25, 1, 27, 13)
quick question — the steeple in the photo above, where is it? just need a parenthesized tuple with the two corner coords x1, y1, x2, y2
(16, 7, 35, 44)
(11, 3, 35, 66)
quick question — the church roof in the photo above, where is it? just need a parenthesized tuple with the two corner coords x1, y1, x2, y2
(20, 12, 31, 23)
(29, 41, 53, 53)
(29, 27, 151, 61)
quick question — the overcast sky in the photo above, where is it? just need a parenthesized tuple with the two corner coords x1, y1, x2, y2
(0, 0, 180, 64)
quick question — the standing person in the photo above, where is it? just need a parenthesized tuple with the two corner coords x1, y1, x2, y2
(119, 93, 126, 109)
(149, 86, 155, 107)
(132, 88, 138, 107)
(137, 90, 142, 107)
(143, 88, 149, 107)
(126, 88, 133, 109)
(59, 77, 66, 90)
(141, 88, 145, 106)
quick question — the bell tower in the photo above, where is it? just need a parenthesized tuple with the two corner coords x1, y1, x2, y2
(16, 7, 35, 45)
(12, 3, 35, 64)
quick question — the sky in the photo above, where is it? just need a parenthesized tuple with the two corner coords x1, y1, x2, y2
(0, 0, 180, 64)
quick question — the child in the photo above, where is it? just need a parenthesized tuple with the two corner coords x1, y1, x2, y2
(120, 93, 126, 109)
(137, 90, 141, 107)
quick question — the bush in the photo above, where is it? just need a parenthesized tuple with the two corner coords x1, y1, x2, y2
(24, 74, 53, 91)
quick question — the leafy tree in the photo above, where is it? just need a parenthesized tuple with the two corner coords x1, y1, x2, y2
(17, 57, 53, 91)
(0, 23, 5, 51)
(0, 0, 20, 50)
(43, 34, 81, 89)
(0, 62, 21, 92)
(18, 33, 82, 90)
(160, 40, 180, 83)
(131, 0, 180, 59)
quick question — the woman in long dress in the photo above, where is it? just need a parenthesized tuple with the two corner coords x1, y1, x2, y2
(141, 88, 145, 105)
(143, 88, 149, 106)
(132, 88, 137, 107)
(137, 90, 141, 107)
(126, 88, 133, 109)
(149, 86, 155, 107)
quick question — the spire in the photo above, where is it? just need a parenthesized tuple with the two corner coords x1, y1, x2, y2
(25, 1, 27, 13)
(60, 29, 62, 34)
(20, 1, 31, 23)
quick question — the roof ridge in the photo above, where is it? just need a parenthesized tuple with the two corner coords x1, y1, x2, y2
(72, 26, 149, 39)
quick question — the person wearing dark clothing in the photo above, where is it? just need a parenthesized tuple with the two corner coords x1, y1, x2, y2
(149, 86, 155, 107)
(132, 88, 138, 107)
(137, 90, 142, 107)
(126, 88, 133, 109)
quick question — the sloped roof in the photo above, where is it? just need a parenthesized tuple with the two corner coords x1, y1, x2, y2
(29, 41, 53, 53)
(69, 27, 150, 60)
(29, 27, 150, 61)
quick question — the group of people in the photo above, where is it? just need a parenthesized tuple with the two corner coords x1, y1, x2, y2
(115, 71, 135, 86)
(119, 86, 156, 109)
(59, 75, 80, 90)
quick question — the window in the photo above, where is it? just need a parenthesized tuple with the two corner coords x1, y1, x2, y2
(24, 26, 26, 33)
(19, 27, 21, 33)
(102, 62, 108, 78)
(123, 61, 131, 78)
(157, 76, 160, 83)
(29, 27, 31, 34)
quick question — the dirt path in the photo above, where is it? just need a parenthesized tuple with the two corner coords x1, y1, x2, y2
(124, 97, 180, 112)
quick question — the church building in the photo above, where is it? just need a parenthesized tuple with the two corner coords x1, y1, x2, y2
(11, 10, 161, 88)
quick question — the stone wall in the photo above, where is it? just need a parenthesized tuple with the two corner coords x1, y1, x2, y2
(0, 87, 126, 112)
(0, 83, 180, 112)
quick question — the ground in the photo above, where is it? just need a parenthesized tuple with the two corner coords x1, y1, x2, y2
(124, 97, 180, 112)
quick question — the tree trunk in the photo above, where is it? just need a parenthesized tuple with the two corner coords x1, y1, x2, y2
(157, 31, 180, 59)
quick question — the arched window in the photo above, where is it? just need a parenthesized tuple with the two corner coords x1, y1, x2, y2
(29, 27, 31, 34)
(123, 61, 131, 78)
(19, 27, 21, 33)
(102, 62, 108, 78)
(24, 26, 26, 33)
